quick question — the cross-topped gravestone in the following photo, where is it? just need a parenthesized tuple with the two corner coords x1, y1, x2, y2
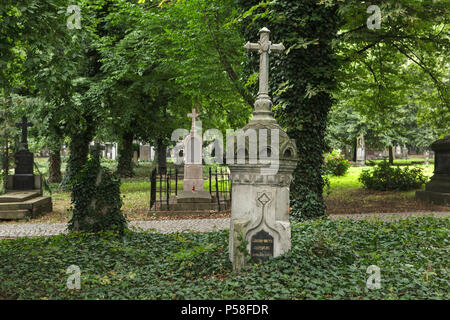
(16, 116, 33, 150)
(229, 27, 297, 272)
(244, 27, 285, 122)
(13, 116, 34, 190)
(176, 107, 211, 205)
(181, 107, 205, 192)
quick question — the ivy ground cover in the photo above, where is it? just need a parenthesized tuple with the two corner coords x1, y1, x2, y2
(0, 217, 448, 300)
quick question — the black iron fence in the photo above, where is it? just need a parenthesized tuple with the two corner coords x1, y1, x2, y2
(149, 167, 231, 212)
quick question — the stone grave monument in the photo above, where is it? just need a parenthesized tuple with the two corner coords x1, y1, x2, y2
(0, 116, 52, 219)
(395, 145, 402, 159)
(175, 108, 212, 206)
(401, 146, 409, 159)
(139, 144, 152, 161)
(356, 135, 366, 166)
(424, 150, 430, 165)
(228, 27, 298, 272)
(416, 135, 450, 205)
(182, 108, 205, 192)
(13, 116, 35, 190)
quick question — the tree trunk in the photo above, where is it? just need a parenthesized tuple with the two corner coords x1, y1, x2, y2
(157, 138, 167, 174)
(388, 146, 394, 165)
(48, 148, 62, 183)
(352, 138, 357, 162)
(61, 129, 93, 190)
(117, 129, 134, 177)
(2, 89, 9, 190)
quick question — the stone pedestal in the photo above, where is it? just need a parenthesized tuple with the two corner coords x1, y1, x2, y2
(13, 150, 34, 190)
(182, 164, 204, 192)
(229, 158, 296, 271)
(416, 136, 450, 205)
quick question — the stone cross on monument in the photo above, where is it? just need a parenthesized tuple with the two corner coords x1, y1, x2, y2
(16, 116, 33, 150)
(187, 108, 199, 134)
(244, 27, 285, 122)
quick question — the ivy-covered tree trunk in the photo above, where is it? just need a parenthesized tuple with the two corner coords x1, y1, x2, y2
(68, 147, 127, 234)
(61, 129, 94, 190)
(156, 138, 167, 174)
(117, 129, 134, 177)
(48, 147, 62, 183)
(238, 0, 340, 221)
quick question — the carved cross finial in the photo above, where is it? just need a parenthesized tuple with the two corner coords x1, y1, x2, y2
(15, 116, 33, 150)
(187, 108, 200, 131)
(244, 27, 285, 102)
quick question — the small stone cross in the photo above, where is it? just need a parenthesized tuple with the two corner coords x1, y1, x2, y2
(16, 116, 33, 150)
(244, 27, 285, 102)
(187, 108, 200, 127)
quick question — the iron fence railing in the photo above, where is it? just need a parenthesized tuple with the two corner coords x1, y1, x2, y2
(149, 167, 231, 212)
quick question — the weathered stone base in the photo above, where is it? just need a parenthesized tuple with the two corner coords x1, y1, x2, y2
(230, 216, 291, 272)
(176, 190, 211, 203)
(183, 164, 204, 192)
(0, 191, 52, 220)
(13, 174, 35, 190)
(228, 167, 295, 272)
(415, 190, 450, 205)
(156, 192, 229, 211)
(159, 202, 223, 211)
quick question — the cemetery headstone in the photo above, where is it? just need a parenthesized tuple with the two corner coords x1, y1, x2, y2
(175, 108, 211, 204)
(356, 135, 365, 166)
(13, 116, 34, 190)
(229, 27, 298, 272)
(0, 116, 52, 219)
(182, 108, 205, 192)
(416, 135, 450, 205)
(424, 150, 430, 165)
(395, 145, 402, 159)
(402, 146, 409, 159)
(139, 144, 151, 161)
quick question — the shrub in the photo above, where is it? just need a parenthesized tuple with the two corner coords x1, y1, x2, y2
(325, 150, 351, 176)
(359, 160, 428, 191)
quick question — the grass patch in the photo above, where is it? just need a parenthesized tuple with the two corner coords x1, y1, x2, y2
(0, 217, 448, 299)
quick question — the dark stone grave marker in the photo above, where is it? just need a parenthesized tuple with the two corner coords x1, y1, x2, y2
(13, 116, 35, 190)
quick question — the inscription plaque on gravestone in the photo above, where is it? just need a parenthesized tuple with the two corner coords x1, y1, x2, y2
(14, 150, 33, 174)
(250, 229, 274, 261)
